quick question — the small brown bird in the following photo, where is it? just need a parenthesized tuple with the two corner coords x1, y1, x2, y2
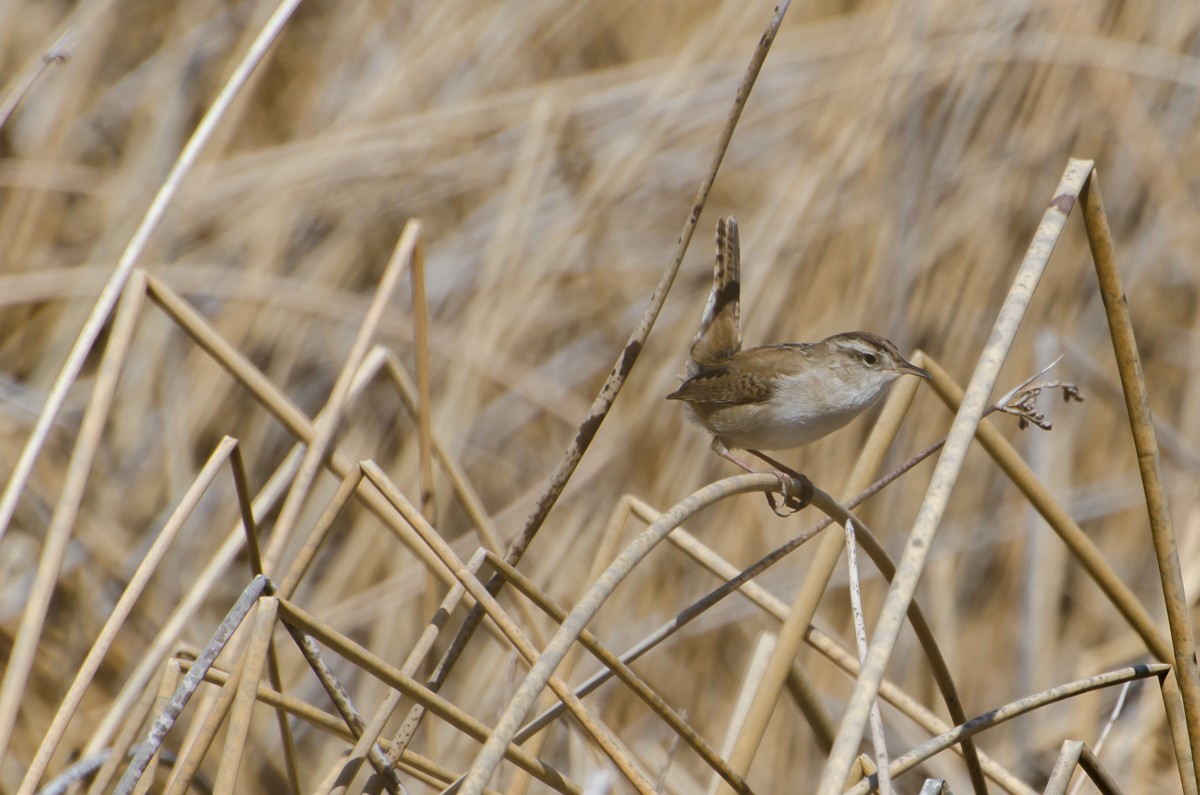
(668, 217, 930, 504)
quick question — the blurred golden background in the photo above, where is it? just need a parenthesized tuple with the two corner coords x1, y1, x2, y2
(2, 1, 1199, 792)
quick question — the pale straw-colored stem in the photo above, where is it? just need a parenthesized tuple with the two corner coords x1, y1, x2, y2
(1081, 170, 1200, 792)
(817, 157, 1094, 794)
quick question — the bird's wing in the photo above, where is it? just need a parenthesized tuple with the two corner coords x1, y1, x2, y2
(667, 344, 817, 404)
(667, 361, 772, 405)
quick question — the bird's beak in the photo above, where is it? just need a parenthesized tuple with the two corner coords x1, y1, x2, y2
(897, 360, 933, 380)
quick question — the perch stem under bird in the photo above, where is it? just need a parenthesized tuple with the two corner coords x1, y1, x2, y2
(667, 216, 931, 514)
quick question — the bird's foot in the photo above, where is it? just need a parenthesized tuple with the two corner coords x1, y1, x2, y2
(763, 468, 813, 516)
(711, 439, 812, 516)
(748, 449, 812, 516)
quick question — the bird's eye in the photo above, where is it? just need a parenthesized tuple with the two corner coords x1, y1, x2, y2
(862, 352, 878, 366)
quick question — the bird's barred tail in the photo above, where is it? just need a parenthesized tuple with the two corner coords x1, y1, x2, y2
(687, 216, 743, 374)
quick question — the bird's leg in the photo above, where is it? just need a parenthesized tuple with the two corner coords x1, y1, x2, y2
(710, 437, 760, 473)
(710, 438, 812, 516)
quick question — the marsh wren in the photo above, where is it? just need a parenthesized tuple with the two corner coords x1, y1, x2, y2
(667, 217, 931, 507)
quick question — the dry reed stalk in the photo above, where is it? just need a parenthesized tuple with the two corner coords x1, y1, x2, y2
(1043, 739, 1122, 795)
(817, 158, 1094, 793)
(1082, 173, 1200, 787)
(666, 526, 1035, 795)
(0, 14, 303, 748)
(361, 462, 659, 794)
(842, 665, 1170, 795)
(482, 550, 751, 793)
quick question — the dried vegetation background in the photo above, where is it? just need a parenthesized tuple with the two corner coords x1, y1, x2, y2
(1, 0, 1199, 793)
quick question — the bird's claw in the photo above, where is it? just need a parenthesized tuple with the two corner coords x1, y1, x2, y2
(765, 471, 813, 516)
